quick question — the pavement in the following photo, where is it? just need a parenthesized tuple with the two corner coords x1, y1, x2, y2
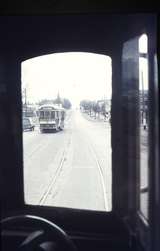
(23, 109, 112, 211)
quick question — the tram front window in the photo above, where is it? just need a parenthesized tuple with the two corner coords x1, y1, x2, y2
(51, 111, 55, 119)
(40, 111, 44, 119)
(45, 111, 50, 118)
(22, 52, 112, 211)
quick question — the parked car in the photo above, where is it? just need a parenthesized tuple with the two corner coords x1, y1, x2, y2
(23, 117, 35, 131)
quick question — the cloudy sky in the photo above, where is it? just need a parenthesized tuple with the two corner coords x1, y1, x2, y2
(21, 52, 112, 107)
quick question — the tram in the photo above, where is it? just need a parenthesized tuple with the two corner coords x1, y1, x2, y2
(38, 104, 66, 132)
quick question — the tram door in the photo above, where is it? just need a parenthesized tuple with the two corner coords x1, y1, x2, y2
(121, 28, 158, 251)
(122, 17, 160, 251)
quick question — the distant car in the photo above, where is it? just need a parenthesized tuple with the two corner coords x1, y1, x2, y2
(23, 117, 35, 131)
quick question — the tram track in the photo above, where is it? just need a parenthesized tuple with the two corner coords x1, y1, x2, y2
(87, 139, 109, 211)
(39, 125, 109, 209)
(30, 110, 110, 210)
(79, 124, 110, 211)
(79, 111, 111, 211)
(39, 133, 72, 205)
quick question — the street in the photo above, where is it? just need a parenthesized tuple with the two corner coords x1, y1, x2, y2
(23, 110, 112, 211)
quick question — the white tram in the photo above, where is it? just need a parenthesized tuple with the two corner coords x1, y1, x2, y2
(38, 104, 66, 132)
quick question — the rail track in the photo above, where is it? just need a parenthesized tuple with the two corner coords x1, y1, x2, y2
(39, 134, 72, 205)
(87, 137, 109, 211)
(39, 131, 109, 211)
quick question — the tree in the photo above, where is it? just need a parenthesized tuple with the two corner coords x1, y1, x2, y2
(62, 98, 72, 109)
(92, 102, 98, 118)
(38, 99, 54, 106)
(101, 102, 106, 115)
(80, 100, 92, 113)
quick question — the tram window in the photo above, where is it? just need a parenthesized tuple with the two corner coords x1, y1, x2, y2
(51, 111, 55, 119)
(45, 111, 50, 118)
(40, 111, 44, 119)
(139, 34, 149, 219)
(56, 111, 59, 118)
(21, 52, 112, 211)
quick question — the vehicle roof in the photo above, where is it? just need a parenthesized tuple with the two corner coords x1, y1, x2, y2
(38, 104, 65, 111)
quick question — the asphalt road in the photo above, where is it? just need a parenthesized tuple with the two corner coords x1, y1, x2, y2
(23, 110, 112, 211)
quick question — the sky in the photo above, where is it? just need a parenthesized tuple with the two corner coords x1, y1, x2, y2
(21, 52, 112, 107)
(21, 34, 147, 107)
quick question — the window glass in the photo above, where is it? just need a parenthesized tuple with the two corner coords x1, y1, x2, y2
(139, 34, 149, 219)
(45, 111, 50, 118)
(22, 52, 112, 211)
(51, 111, 55, 119)
(40, 111, 44, 119)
